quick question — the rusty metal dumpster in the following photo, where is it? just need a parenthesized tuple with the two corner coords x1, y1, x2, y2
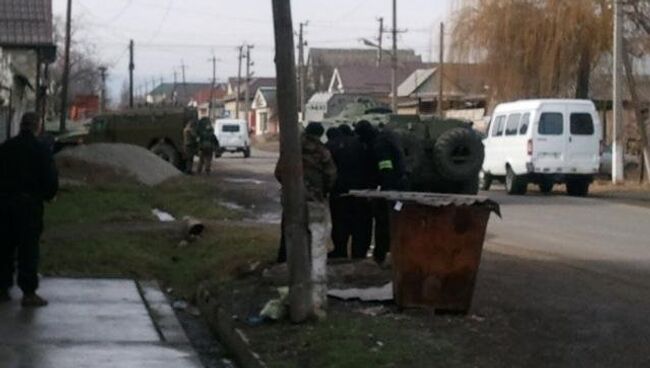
(349, 190, 500, 314)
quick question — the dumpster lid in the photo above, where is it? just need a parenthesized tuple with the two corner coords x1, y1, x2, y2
(348, 190, 501, 217)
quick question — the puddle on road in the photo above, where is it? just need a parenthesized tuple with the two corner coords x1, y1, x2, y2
(220, 201, 246, 211)
(223, 178, 265, 185)
(255, 212, 281, 225)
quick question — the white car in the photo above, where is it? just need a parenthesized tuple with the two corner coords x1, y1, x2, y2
(481, 99, 601, 196)
(214, 119, 251, 158)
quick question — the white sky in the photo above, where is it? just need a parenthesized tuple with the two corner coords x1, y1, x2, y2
(52, 0, 456, 101)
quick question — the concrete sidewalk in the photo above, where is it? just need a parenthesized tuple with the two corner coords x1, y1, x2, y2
(0, 278, 203, 368)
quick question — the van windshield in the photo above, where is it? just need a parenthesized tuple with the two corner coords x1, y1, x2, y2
(222, 124, 240, 133)
(538, 113, 563, 135)
(570, 113, 594, 135)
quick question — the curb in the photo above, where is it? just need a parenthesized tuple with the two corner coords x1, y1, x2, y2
(196, 284, 267, 368)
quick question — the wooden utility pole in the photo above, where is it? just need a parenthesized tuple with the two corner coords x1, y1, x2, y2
(621, 40, 650, 182)
(59, 0, 73, 131)
(244, 45, 254, 125)
(612, 0, 625, 183)
(98, 66, 107, 113)
(271, 0, 313, 323)
(377, 17, 384, 66)
(236, 45, 243, 119)
(129, 40, 134, 108)
(438, 22, 445, 118)
(298, 21, 308, 120)
(172, 69, 178, 104)
(391, 0, 398, 113)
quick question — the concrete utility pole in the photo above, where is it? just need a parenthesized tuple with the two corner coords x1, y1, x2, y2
(391, 0, 398, 113)
(621, 40, 650, 182)
(236, 45, 243, 119)
(271, 0, 313, 323)
(298, 21, 308, 120)
(244, 44, 254, 125)
(98, 66, 107, 114)
(129, 40, 134, 108)
(612, 0, 625, 183)
(438, 22, 445, 118)
(172, 69, 178, 104)
(209, 55, 218, 120)
(59, 0, 73, 131)
(377, 17, 384, 66)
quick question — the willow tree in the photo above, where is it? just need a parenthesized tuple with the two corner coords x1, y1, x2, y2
(452, 0, 612, 103)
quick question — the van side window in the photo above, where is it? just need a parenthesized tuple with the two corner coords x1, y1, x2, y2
(505, 113, 521, 136)
(538, 113, 563, 135)
(492, 115, 505, 137)
(223, 124, 240, 133)
(519, 113, 530, 135)
(570, 113, 594, 135)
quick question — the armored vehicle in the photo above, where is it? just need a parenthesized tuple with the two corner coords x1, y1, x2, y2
(324, 107, 484, 195)
(85, 107, 197, 169)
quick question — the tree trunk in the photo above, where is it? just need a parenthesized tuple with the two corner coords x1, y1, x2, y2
(271, 0, 313, 323)
(575, 47, 591, 99)
(622, 40, 650, 182)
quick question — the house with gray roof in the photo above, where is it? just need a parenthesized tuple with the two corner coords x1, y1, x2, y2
(251, 86, 278, 135)
(0, 0, 56, 142)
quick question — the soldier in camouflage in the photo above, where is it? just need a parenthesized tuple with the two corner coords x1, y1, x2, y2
(196, 118, 217, 175)
(275, 122, 337, 315)
(182, 119, 198, 174)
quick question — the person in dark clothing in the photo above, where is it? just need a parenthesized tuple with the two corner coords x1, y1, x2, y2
(354, 120, 407, 264)
(0, 112, 59, 307)
(326, 125, 374, 259)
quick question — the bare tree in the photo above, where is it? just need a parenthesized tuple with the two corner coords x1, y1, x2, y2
(452, 0, 612, 103)
(47, 17, 103, 119)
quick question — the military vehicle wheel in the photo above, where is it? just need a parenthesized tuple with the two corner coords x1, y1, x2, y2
(151, 143, 180, 167)
(505, 167, 527, 195)
(479, 170, 492, 191)
(458, 176, 480, 195)
(433, 128, 485, 182)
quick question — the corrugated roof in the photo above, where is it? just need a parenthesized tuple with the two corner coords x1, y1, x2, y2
(0, 0, 53, 47)
(333, 63, 427, 95)
(348, 190, 501, 216)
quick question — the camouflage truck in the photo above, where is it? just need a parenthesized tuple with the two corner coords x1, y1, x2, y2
(323, 106, 484, 195)
(84, 107, 197, 169)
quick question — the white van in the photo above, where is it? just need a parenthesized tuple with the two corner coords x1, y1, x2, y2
(481, 99, 601, 196)
(214, 119, 251, 158)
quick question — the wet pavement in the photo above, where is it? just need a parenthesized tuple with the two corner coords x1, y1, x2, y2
(0, 278, 203, 368)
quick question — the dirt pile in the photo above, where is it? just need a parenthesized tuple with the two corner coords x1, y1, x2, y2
(56, 143, 182, 186)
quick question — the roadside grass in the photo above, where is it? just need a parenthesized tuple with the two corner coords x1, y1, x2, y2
(41, 178, 277, 298)
(246, 308, 465, 368)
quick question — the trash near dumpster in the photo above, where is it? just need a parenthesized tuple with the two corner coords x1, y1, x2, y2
(349, 190, 500, 314)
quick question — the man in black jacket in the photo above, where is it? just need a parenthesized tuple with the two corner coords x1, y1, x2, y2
(355, 120, 407, 264)
(0, 112, 59, 307)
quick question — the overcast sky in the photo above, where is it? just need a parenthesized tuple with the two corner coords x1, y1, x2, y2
(52, 0, 456, 101)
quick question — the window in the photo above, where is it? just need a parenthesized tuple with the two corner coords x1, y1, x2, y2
(505, 113, 521, 136)
(519, 113, 530, 135)
(570, 113, 595, 135)
(222, 124, 240, 133)
(492, 115, 506, 137)
(538, 113, 563, 135)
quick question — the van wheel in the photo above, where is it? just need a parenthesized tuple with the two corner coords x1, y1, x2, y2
(505, 167, 527, 195)
(151, 143, 180, 168)
(539, 179, 554, 194)
(479, 170, 492, 191)
(243, 147, 251, 158)
(214, 149, 223, 159)
(566, 177, 590, 197)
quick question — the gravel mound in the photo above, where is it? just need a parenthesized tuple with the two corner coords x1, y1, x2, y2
(57, 143, 181, 186)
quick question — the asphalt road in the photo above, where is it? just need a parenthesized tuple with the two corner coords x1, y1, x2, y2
(214, 148, 650, 284)
(484, 186, 650, 285)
